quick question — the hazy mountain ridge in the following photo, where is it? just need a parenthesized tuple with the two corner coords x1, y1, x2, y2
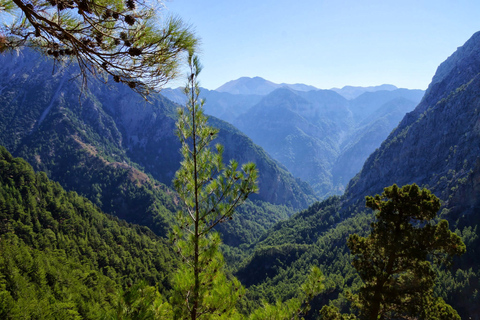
(233, 87, 424, 197)
(331, 84, 398, 99)
(162, 87, 263, 123)
(215, 76, 318, 95)
(164, 79, 424, 198)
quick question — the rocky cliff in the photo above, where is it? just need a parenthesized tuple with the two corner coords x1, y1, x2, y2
(345, 31, 480, 211)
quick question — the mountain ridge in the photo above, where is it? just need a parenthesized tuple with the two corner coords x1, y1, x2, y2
(215, 76, 318, 95)
(0, 48, 317, 246)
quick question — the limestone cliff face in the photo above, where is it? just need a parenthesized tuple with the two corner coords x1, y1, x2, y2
(345, 32, 480, 209)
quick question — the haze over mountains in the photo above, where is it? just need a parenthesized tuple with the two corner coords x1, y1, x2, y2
(163, 77, 425, 197)
(215, 76, 319, 95)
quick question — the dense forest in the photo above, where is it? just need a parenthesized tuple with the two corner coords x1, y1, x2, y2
(0, 145, 177, 318)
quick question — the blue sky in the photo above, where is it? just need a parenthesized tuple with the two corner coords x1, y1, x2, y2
(165, 0, 480, 90)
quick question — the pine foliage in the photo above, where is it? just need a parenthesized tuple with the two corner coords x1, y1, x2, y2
(339, 184, 466, 320)
(170, 54, 258, 319)
(0, 0, 197, 96)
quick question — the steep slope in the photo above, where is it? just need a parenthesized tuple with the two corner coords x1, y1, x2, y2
(166, 80, 424, 198)
(348, 88, 425, 124)
(234, 88, 350, 196)
(0, 49, 178, 236)
(332, 97, 420, 188)
(233, 87, 423, 197)
(345, 31, 480, 207)
(0, 48, 316, 245)
(86, 78, 316, 210)
(340, 31, 480, 318)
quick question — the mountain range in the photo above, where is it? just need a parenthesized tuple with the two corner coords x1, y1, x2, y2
(163, 78, 424, 198)
(0, 48, 316, 246)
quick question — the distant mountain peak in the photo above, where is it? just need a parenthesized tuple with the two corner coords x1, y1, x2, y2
(215, 77, 317, 95)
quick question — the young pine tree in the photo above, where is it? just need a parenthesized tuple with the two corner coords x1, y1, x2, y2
(170, 54, 258, 320)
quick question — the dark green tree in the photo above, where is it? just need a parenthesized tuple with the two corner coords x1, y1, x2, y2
(170, 53, 258, 319)
(0, 0, 197, 96)
(345, 184, 465, 320)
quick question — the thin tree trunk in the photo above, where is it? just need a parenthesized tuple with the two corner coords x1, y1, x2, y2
(191, 76, 199, 320)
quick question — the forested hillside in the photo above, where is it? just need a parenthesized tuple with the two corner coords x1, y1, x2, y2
(0, 146, 176, 318)
(1, 28, 480, 320)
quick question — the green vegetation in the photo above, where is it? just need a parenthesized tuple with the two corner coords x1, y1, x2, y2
(169, 54, 259, 319)
(0, 48, 316, 250)
(0, 136, 475, 319)
(321, 184, 465, 319)
(168, 54, 326, 320)
(0, 35, 479, 319)
(0, 145, 177, 318)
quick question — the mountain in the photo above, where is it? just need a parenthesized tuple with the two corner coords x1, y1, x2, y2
(215, 76, 318, 95)
(234, 88, 351, 196)
(331, 84, 398, 100)
(236, 31, 480, 318)
(233, 87, 424, 197)
(0, 48, 317, 246)
(347, 88, 425, 123)
(332, 97, 422, 187)
(165, 79, 424, 198)
(341, 30, 480, 317)
(344, 31, 480, 208)
(162, 87, 263, 123)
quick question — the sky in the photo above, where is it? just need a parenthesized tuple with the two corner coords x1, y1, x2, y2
(164, 0, 480, 91)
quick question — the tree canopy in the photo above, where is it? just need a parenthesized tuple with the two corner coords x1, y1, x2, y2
(0, 0, 197, 96)
(346, 184, 466, 320)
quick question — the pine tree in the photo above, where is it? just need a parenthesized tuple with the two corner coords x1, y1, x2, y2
(170, 53, 258, 320)
(1, 0, 197, 96)
(346, 184, 466, 320)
